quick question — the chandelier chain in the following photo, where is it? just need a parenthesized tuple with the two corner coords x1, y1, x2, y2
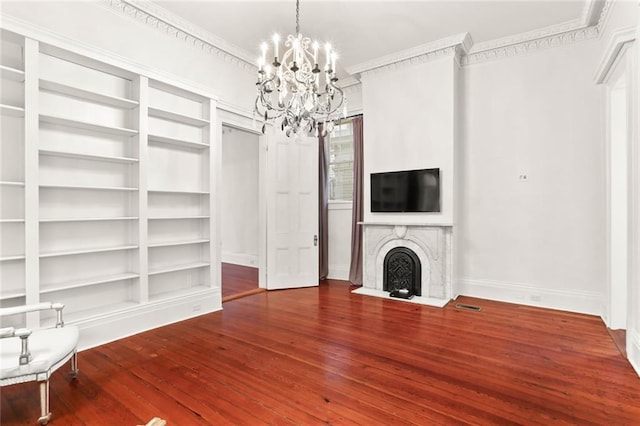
(295, 0, 300, 36)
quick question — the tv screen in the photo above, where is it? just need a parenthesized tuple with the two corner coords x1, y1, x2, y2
(371, 168, 440, 213)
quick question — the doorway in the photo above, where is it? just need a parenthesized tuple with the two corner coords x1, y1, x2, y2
(220, 125, 263, 302)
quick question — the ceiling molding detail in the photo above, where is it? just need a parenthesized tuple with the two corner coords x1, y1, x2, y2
(358, 47, 458, 80)
(463, 25, 599, 66)
(102, 0, 257, 73)
(593, 26, 636, 84)
(346, 33, 470, 76)
(581, 0, 606, 27)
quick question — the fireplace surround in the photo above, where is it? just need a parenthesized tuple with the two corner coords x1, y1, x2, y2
(353, 223, 453, 307)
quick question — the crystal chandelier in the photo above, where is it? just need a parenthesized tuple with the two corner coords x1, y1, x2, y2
(254, 0, 347, 137)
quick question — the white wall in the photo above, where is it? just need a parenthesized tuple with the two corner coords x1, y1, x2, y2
(459, 39, 605, 314)
(362, 55, 457, 225)
(221, 126, 259, 266)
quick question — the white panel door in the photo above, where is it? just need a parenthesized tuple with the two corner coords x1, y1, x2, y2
(265, 127, 318, 290)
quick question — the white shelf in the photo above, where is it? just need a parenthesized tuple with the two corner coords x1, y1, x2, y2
(148, 189, 209, 195)
(40, 184, 138, 192)
(39, 149, 139, 164)
(0, 181, 25, 187)
(40, 114, 138, 137)
(149, 285, 210, 302)
(148, 215, 209, 220)
(148, 261, 210, 276)
(40, 217, 138, 223)
(148, 134, 209, 150)
(148, 106, 209, 127)
(40, 244, 138, 258)
(0, 255, 25, 262)
(0, 290, 27, 301)
(40, 272, 139, 294)
(40, 79, 139, 109)
(0, 219, 25, 223)
(1, 103, 25, 117)
(0, 65, 25, 82)
(148, 239, 210, 249)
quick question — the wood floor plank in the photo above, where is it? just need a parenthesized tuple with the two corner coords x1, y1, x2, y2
(2, 280, 639, 425)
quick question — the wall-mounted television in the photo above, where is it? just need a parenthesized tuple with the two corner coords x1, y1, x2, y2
(371, 168, 440, 213)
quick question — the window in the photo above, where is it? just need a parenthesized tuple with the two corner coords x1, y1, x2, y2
(328, 119, 354, 202)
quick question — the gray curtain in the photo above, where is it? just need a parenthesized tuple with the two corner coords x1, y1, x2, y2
(318, 125, 329, 280)
(348, 116, 364, 285)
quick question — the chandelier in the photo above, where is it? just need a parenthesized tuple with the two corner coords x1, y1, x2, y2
(254, 0, 347, 137)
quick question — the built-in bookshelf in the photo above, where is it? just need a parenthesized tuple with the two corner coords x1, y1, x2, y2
(0, 27, 218, 334)
(0, 30, 26, 312)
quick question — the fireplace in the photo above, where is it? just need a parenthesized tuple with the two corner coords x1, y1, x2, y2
(384, 247, 421, 299)
(353, 223, 453, 307)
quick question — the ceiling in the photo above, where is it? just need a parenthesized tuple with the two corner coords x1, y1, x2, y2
(151, 0, 597, 77)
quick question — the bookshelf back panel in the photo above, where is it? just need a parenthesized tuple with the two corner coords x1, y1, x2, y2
(39, 53, 132, 100)
(148, 219, 209, 244)
(149, 244, 209, 267)
(148, 85, 204, 119)
(40, 122, 136, 159)
(149, 268, 207, 298)
(148, 144, 208, 191)
(1, 79, 24, 108)
(40, 250, 137, 287)
(1, 222, 24, 257)
(148, 117, 203, 143)
(40, 91, 133, 129)
(0, 261, 25, 298)
(39, 155, 138, 188)
(40, 189, 136, 219)
(148, 192, 209, 217)
(1, 115, 25, 182)
(0, 34, 23, 70)
(40, 221, 137, 253)
(0, 186, 24, 219)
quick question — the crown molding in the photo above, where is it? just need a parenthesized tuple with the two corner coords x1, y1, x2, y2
(358, 46, 459, 80)
(594, 26, 636, 84)
(581, 0, 606, 27)
(346, 32, 471, 76)
(101, 0, 257, 73)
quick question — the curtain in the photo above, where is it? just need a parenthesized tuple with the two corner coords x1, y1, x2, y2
(348, 116, 364, 285)
(318, 125, 329, 280)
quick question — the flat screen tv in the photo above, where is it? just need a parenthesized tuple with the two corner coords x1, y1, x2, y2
(371, 168, 440, 213)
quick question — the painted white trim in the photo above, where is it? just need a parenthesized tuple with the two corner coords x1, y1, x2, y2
(457, 278, 602, 316)
(581, 0, 606, 27)
(594, 27, 636, 84)
(221, 251, 258, 268)
(76, 289, 221, 351)
(629, 329, 640, 376)
(347, 33, 470, 76)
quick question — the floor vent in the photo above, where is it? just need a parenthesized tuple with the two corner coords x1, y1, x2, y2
(456, 303, 482, 312)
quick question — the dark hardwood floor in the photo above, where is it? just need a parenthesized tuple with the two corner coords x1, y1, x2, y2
(2, 280, 639, 425)
(221, 262, 264, 302)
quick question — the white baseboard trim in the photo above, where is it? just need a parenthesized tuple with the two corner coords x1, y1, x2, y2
(221, 251, 258, 268)
(629, 329, 640, 377)
(327, 265, 350, 281)
(75, 288, 221, 351)
(457, 278, 602, 316)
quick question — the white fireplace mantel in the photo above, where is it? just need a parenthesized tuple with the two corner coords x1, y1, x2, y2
(353, 222, 453, 307)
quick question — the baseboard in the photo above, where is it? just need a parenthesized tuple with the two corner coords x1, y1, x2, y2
(75, 288, 222, 351)
(457, 278, 602, 316)
(629, 329, 640, 377)
(327, 265, 350, 281)
(221, 251, 258, 268)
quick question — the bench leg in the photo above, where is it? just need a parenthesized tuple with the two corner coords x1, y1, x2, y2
(38, 380, 52, 425)
(70, 351, 79, 379)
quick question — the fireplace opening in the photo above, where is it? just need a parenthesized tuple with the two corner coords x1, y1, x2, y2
(383, 247, 421, 299)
